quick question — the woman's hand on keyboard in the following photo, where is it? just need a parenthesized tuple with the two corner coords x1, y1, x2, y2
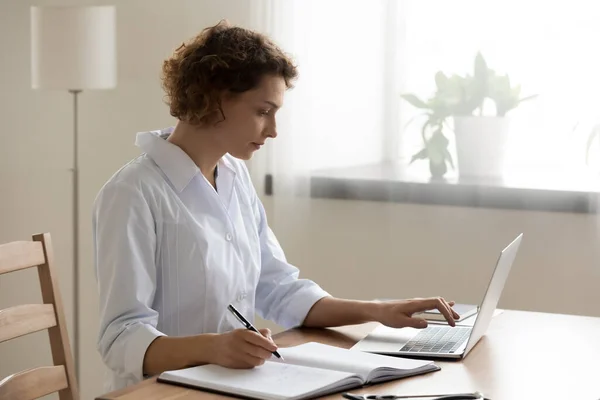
(374, 297, 460, 328)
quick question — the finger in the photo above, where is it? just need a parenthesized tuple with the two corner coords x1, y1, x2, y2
(228, 358, 262, 369)
(225, 346, 266, 369)
(436, 297, 456, 326)
(243, 330, 278, 352)
(427, 298, 456, 327)
(238, 352, 267, 368)
(241, 340, 274, 360)
(447, 301, 460, 319)
(403, 317, 428, 329)
(259, 328, 273, 341)
(439, 298, 457, 326)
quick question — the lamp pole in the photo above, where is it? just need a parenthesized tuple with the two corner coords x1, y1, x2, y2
(69, 89, 81, 381)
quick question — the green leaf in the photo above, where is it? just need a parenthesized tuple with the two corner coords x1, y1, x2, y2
(495, 98, 517, 117)
(494, 74, 511, 93)
(510, 83, 521, 98)
(429, 159, 447, 178)
(518, 94, 537, 103)
(443, 147, 454, 169)
(474, 52, 488, 79)
(435, 71, 449, 91)
(401, 94, 429, 109)
(420, 120, 431, 142)
(427, 145, 443, 164)
(470, 52, 490, 113)
(430, 129, 449, 147)
(430, 107, 451, 123)
(426, 130, 449, 164)
(410, 148, 429, 164)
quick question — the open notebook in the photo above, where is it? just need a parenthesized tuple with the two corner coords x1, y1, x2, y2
(157, 342, 440, 400)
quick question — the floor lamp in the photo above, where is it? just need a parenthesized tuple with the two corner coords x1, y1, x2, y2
(30, 5, 117, 382)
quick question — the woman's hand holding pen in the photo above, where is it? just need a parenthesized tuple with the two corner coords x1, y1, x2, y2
(209, 328, 278, 368)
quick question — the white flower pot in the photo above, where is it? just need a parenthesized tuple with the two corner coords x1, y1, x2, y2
(453, 116, 511, 178)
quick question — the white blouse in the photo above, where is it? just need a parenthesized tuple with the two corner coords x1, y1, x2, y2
(92, 127, 329, 392)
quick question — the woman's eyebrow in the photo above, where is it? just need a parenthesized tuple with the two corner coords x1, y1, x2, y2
(263, 100, 281, 109)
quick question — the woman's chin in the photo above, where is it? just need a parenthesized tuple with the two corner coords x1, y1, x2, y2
(229, 149, 254, 161)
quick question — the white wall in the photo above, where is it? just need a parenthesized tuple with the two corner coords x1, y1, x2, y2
(1, 1, 599, 400)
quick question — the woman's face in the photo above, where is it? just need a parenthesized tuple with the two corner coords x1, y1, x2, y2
(215, 74, 286, 160)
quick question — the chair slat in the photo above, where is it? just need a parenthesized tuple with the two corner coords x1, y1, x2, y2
(0, 304, 57, 343)
(0, 234, 79, 399)
(0, 365, 68, 400)
(0, 241, 45, 274)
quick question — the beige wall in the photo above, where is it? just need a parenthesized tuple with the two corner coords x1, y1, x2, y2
(1, 1, 76, 398)
(0, 0, 252, 398)
(264, 197, 600, 317)
(1, 1, 599, 400)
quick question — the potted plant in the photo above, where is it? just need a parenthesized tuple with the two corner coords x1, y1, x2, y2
(402, 52, 536, 178)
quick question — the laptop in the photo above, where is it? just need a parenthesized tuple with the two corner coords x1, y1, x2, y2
(352, 233, 523, 360)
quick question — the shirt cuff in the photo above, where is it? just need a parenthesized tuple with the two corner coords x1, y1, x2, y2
(279, 284, 330, 329)
(124, 323, 166, 380)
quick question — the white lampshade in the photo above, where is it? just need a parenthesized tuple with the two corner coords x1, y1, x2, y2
(31, 5, 117, 90)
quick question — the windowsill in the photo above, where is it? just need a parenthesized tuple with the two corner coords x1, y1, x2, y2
(307, 162, 600, 214)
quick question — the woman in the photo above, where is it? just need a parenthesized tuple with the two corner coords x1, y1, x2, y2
(92, 20, 459, 392)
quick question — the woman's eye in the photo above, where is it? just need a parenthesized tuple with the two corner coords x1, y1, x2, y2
(259, 109, 271, 116)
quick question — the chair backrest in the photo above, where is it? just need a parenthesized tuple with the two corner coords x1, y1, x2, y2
(0, 233, 79, 400)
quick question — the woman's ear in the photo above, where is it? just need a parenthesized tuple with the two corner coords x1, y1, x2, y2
(214, 90, 241, 126)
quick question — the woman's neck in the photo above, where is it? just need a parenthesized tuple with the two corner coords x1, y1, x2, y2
(167, 121, 225, 186)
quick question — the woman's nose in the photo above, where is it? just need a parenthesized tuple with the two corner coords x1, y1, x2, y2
(266, 119, 277, 138)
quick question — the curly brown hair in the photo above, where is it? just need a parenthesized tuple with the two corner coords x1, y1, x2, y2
(161, 20, 298, 125)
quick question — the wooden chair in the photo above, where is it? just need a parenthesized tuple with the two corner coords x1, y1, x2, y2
(0, 233, 79, 400)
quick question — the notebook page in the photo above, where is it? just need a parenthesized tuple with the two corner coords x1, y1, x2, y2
(159, 361, 362, 400)
(277, 342, 434, 381)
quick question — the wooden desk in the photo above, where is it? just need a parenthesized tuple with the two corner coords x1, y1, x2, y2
(96, 310, 600, 400)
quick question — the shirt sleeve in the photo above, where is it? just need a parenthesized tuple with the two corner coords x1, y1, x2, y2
(92, 181, 165, 383)
(254, 197, 330, 329)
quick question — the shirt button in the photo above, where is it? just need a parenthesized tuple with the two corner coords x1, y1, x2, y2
(237, 293, 244, 302)
(226, 233, 232, 241)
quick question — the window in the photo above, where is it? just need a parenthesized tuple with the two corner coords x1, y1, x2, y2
(398, 0, 600, 179)
(278, 0, 600, 177)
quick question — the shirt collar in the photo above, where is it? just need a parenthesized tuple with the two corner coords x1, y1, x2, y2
(135, 127, 236, 192)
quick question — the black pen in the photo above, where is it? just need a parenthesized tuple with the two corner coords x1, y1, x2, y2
(227, 304, 284, 360)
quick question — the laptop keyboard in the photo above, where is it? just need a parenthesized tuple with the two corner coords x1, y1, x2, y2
(399, 326, 471, 354)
